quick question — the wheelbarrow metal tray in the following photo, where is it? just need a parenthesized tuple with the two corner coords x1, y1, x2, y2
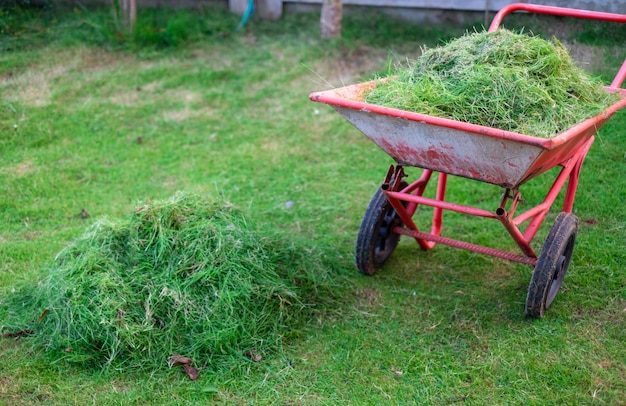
(310, 81, 626, 189)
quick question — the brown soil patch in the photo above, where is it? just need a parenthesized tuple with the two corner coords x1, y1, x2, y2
(0, 159, 37, 177)
(355, 288, 382, 306)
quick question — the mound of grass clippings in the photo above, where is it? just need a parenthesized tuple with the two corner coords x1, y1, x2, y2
(365, 29, 621, 138)
(2, 192, 345, 372)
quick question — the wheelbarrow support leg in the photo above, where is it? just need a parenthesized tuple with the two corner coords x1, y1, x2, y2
(384, 166, 446, 251)
(494, 189, 537, 258)
(563, 136, 594, 213)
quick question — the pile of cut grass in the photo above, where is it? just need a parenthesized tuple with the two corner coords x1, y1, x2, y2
(365, 29, 620, 138)
(2, 192, 345, 371)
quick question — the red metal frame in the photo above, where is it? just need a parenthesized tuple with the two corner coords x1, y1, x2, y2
(383, 136, 595, 266)
(376, 4, 626, 266)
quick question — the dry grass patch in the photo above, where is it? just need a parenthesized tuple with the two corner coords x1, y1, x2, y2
(1, 68, 63, 106)
(0, 159, 37, 177)
(312, 46, 390, 88)
(1, 48, 134, 107)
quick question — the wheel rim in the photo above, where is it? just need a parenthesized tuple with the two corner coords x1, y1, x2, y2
(545, 233, 575, 308)
(374, 205, 400, 262)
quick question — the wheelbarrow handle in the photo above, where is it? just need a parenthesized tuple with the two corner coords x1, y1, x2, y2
(489, 3, 626, 89)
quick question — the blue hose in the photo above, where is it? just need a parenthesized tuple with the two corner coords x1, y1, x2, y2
(236, 0, 254, 31)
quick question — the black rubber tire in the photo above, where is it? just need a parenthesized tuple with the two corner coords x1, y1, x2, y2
(355, 183, 407, 275)
(526, 212, 578, 318)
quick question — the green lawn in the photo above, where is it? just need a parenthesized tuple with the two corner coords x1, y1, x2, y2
(1, 5, 625, 405)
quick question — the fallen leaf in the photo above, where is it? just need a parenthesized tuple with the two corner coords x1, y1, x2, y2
(2, 330, 33, 338)
(244, 350, 262, 362)
(38, 309, 49, 322)
(169, 354, 193, 367)
(183, 365, 199, 381)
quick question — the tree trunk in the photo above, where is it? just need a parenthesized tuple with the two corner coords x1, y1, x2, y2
(114, 0, 137, 33)
(320, 0, 342, 39)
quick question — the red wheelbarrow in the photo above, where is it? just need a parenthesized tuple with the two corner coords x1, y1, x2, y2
(310, 3, 626, 317)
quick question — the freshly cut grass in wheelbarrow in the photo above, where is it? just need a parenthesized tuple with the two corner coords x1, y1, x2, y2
(365, 29, 620, 138)
(3, 192, 344, 371)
